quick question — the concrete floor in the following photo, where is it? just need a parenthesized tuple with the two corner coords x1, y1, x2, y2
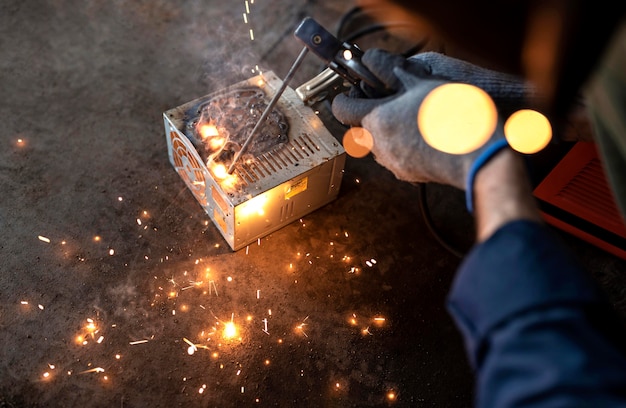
(2, 1, 625, 407)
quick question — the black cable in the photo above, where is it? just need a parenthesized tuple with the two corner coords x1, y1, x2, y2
(417, 183, 464, 258)
(330, 9, 464, 259)
(335, 6, 364, 40)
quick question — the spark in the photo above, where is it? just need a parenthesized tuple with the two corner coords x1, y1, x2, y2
(38, 304, 44, 310)
(129, 340, 149, 345)
(209, 280, 218, 296)
(79, 367, 105, 374)
(184, 337, 198, 355)
(249, 29, 254, 41)
(244, 0, 250, 14)
(108, 248, 115, 256)
(243, 13, 248, 24)
(256, 289, 260, 299)
(296, 316, 309, 337)
(374, 317, 386, 325)
(262, 318, 269, 335)
(38, 235, 51, 243)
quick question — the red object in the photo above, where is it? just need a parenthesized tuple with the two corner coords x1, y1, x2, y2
(533, 141, 626, 260)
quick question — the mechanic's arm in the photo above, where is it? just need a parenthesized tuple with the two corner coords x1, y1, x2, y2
(449, 147, 626, 407)
(332, 49, 626, 408)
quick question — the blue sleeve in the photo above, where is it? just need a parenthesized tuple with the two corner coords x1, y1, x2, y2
(447, 220, 626, 407)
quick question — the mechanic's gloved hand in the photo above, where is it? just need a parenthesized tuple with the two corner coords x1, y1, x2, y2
(332, 49, 511, 211)
(410, 51, 537, 115)
(337, 49, 536, 125)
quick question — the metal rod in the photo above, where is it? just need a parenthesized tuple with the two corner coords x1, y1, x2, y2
(227, 46, 310, 174)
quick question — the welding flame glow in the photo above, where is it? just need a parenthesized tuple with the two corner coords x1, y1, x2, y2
(238, 194, 268, 217)
(211, 163, 228, 180)
(223, 322, 238, 339)
(199, 123, 219, 139)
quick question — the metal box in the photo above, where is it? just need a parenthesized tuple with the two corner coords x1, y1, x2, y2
(163, 71, 346, 250)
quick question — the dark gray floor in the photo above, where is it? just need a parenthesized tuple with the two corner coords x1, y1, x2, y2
(2, 1, 625, 407)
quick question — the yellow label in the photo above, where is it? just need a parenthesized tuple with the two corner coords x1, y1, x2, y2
(285, 177, 308, 199)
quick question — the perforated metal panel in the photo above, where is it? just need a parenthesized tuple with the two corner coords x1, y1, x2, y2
(534, 141, 626, 259)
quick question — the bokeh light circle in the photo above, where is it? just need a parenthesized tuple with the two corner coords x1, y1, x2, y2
(343, 127, 374, 158)
(504, 109, 552, 154)
(417, 83, 497, 154)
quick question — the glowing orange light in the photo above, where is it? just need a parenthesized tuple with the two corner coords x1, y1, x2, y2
(209, 137, 225, 151)
(387, 391, 397, 401)
(373, 316, 386, 326)
(342, 127, 373, 158)
(198, 123, 219, 140)
(237, 194, 268, 217)
(211, 163, 228, 179)
(418, 83, 497, 154)
(504, 109, 552, 154)
(223, 322, 238, 339)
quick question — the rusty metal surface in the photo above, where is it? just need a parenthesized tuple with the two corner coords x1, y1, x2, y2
(2, 1, 626, 407)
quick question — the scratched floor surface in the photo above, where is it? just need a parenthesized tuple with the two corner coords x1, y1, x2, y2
(2, 1, 626, 407)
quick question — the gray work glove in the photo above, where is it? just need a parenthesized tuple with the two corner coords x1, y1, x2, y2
(332, 49, 520, 210)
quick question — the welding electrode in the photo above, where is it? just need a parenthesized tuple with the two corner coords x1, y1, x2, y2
(227, 46, 310, 174)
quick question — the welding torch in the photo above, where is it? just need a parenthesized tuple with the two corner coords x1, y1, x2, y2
(294, 17, 395, 103)
(228, 17, 392, 173)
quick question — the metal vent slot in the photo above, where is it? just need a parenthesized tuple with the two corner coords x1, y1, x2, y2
(267, 151, 287, 169)
(288, 143, 305, 160)
(300, 133, 321, 154)
(280, 200, 295, 221)
(556, 159, 621, 218)
(259, 153, 278, 172)
(248, 162, 267, 179)
(234, 165, 255, 186)
(292, 138, 311, 157)
(231, 134, 326, 182)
